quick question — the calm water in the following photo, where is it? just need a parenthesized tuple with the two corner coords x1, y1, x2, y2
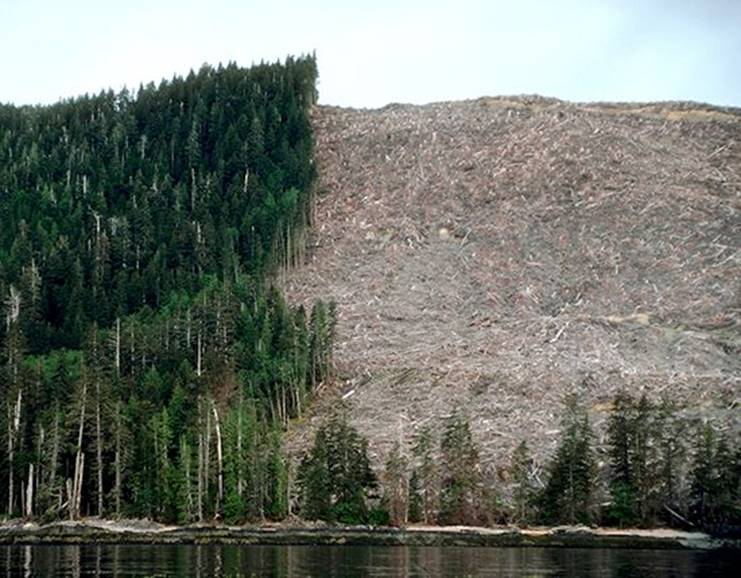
(0, 544, 737, 577)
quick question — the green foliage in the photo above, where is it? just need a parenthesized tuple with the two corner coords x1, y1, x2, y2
(383, 442, 408, 526)
(411, 425, 438, 524)
(367, 506, 391, 527)
(0, 56, 319, 354)
(689, 424, 741, 529)
(438, 409, 485, 526)
(605, 392, 681, 527)
(0, 57, 327, 522)
(539, 396, 596, 526)
(297, 412, 376, 524)
(297, 428, 332, 521)
(510, 441, 536, 526)
(407, 470, 423, 524)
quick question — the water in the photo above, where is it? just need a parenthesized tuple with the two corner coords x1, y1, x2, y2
(0, 544, 737, 577)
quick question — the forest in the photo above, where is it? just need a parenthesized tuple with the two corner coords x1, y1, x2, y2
(0, 56, 336, 522)
(0, 57, 738, 532)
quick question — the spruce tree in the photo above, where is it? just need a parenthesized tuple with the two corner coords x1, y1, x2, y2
(412, 425, 438, 524)
(438, 409, 484, 526)
(689, 423, 716, 526)
(297, 412, 376, 524)
(407, 469, 423, 524)
(539, 396, 596, 525)
(383, 442, 408, 526)
(655, 399, 685, 522)
(606, 390, 636, 526)
(510, 440, 535, 526)
(297, 428, 331, 521)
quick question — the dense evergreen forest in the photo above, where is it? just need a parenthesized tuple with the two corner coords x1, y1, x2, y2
(0, 56, 337, 522)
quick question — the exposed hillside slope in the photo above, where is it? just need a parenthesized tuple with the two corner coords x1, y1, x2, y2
(284, 96, 740, 471)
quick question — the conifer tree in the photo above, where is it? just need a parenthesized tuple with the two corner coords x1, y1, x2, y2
(539, 396, 596, 525)
(655, 399, 685, 521)
(438, 409, 484, 526)
(411, 425, 438, 524)
(689, 422, 716, 525)
(297, 428, 331, 521)
(383, 442, 408, 526)
(606, 390, 637, 526)
(407, 469, 423, 524)
(510, 440, 536, 526)
(297, 412, 375, 524)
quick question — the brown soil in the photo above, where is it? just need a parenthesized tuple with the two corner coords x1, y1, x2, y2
(282, 96, 740, 480)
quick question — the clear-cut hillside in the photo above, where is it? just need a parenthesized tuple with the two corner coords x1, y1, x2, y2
(283, 96, 740, 470)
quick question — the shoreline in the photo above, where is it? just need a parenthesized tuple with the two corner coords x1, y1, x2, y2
(0, 520, 734, 550)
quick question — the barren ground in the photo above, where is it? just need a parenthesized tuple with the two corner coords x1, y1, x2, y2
(282, 96, 740, 480)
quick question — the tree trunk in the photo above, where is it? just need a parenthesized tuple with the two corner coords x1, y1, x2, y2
(183, 438, 193, 522)
(197, 399, 204, 522)
(211, 401, 224, 517)
(129, 321, 135, 373)
(237, 399, 243, 497)
(114, 406, 121, 517)
(186, 309, 192, 349)
(25, 464, 34, 518)
(49, 408, 61, 513)
(7, 403, 13, 516)
(196, 330, 203, 377)
(115, 317, 121, 378)
(71, 383, 87, 519)
(95, 380, 103, 517)
(204, 405, 211, 516)
(7, 389, 23, 517)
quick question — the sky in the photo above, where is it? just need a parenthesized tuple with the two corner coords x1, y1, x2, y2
(2, 0, 740, 108)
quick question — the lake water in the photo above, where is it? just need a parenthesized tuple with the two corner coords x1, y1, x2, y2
(0, 544, 737, 577)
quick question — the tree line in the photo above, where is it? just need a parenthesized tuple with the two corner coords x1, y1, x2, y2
(296, 394, 739, 533)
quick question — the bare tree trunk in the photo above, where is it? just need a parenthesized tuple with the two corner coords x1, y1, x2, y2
(95, 380, 103, 517)
(286, 462, 292, 518)
(115, 318, 121, 378)
(50, 408, 61, 512)
(71, 383, 87, 519)
(281, 388, 288, 427)
(205, 405, 211, 515)
(35, 426, 44, 517)
(114, 408, 121, 517)
(197, 399, 204, 522)
(25, 464, 34, 518)
(293, 380, 302, 419)
(196, 330, 203, 377)
(236, 399, 243, 498)
(7, 403, 13, 516)
(211, 401, 224, 517)
(7, 389, 23, 517)
(183, 438, 193, 522)
(75, 454, 85, 518)
(129, 321, 135, 372)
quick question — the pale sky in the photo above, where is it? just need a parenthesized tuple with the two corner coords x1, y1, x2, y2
(2, 0, 740, 108)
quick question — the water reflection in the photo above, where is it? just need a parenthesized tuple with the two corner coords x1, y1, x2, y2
(0, 543, 736, 577)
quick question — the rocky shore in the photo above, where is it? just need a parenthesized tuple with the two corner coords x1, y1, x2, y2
(0, 520, 733, 550)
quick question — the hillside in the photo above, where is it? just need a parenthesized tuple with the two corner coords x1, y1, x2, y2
(283, 96, 741, 471)
(0, 59, 334, 523)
